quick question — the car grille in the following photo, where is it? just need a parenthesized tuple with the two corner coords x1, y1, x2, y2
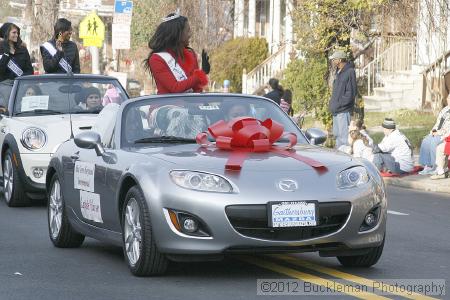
(225, 202, 351, 241)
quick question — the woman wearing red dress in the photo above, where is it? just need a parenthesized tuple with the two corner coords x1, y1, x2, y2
(146, 12, 210, 94)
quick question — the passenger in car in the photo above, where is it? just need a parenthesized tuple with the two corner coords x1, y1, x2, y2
(145, 12, 209, 94)
(22, 85, 42, 98)
(0, 23, 33, 82)
(222, 102, 251, 121)
(74, 87, 103, 111)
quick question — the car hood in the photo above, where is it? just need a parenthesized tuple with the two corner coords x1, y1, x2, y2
(16, 114, 98, 134)
(15, 114, 98, 153)
(132, 144, 352, 171)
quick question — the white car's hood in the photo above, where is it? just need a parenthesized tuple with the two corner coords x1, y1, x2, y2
(14, 114, 98, 153)
(17, 114, 97, 133)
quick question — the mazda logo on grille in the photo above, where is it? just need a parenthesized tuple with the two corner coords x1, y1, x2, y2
(278, 179, 298, 192)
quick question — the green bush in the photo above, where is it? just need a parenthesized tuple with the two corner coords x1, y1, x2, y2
(210, 37, 268, 93)
(282, 55, 332, 131)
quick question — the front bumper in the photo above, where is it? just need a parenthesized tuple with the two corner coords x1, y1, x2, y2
(146, 180, 387, 256)
(17, 153, 50, 192)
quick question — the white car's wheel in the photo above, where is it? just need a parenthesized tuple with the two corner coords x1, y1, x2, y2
(2, 149, 29, 207)
(48, 173, 84, 247)
(122, 186, 168, 276)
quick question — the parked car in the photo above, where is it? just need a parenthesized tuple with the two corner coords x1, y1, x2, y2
(46, 94, 386, 276)
(0, 74, 128, 206)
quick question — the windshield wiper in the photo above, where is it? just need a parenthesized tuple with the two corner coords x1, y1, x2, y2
(15, 109, 64, 116)
(134, 136, 197, 144)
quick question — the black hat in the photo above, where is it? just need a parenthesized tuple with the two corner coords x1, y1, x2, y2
(382, 118, 396, 129)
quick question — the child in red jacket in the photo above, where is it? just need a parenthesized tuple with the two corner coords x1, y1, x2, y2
(145, 12, 209, 94)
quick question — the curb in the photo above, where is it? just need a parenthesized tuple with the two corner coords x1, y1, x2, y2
(384, 175, 450, 194)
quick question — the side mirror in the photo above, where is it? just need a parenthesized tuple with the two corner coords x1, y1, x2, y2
(305, 128, 327, 145)
(74, 131, 105, 156)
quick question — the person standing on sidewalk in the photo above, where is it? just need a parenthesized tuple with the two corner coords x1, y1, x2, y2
(372, 118, 414, 174)
(419, 95, 450, 175)
(40, 18, 80, 74)
(264, 78, 283, 105)
(145, 12, 209, 94)
(328, 50, 357, 149)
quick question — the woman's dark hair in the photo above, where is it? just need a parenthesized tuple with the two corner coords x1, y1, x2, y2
(144, 13, 188, 70)
(1, 23, 23, 48)
(78, 87, 101, 104)
(0, 22, 12, 39)
(349, 130, 370, 150)
(54, 18, 72, 39)
(282, 89, 293, 104)
(21, 84, 42, 98)
(269, 78, 283, 93)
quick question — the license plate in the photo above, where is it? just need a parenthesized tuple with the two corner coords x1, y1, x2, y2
(268, 201, 318, 227)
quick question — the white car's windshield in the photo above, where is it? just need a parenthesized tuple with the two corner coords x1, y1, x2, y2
(13, 79, 127, 116)
(121, 96, 307, 146)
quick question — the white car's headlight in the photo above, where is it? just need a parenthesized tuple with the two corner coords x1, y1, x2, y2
(21, 127, 47, 150)
(337, 166, 369, 189)
(170, 170, 233, 193)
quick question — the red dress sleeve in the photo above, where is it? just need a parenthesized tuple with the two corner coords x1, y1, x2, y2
(149, 54, 200, 94)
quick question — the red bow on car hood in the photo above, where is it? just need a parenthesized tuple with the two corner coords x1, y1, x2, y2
(196, 117, 327, 172)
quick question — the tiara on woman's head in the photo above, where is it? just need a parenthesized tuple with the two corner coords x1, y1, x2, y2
(162, 8, 181, 22)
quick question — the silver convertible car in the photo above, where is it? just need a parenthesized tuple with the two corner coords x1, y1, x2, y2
(46, 94, 386, 276)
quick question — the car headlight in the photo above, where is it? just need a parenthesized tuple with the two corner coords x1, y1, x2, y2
(337, 166, 369, 189)
(170, 170, 233, 193)
(21, 127, 47, 150)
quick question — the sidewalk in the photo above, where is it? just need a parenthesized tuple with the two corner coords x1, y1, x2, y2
(384, 175, 450, 194)
(372, 151, 450, 194)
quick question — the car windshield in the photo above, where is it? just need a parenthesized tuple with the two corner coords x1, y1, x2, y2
(0, 80, 13, 108)
(121, 96, 307, 146)
(13, 78, 128, 116)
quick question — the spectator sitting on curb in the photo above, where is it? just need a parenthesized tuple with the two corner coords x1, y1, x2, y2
(430, 133, 450, 180)
(419, 94, 450, 175)
(349, 119, 373, 146)
(372, 118, 414, 174)
(347, 129, 374, 162)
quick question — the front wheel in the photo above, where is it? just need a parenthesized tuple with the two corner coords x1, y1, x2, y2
(122, 186, 168, 276)
(48, 173, 85, 248)
(337, 238, 385, 267)
(2, 149, 29, 207)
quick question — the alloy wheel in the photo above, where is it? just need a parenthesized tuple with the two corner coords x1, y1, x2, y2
(49, 179, 63, 239)
(124, 198, 142, 266)
(3, 155, 13, 203)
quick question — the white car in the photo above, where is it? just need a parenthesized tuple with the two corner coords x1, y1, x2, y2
(0, 74, 128, 206)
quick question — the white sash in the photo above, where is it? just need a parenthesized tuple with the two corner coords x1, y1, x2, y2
(154, 52, 193, 93)
(42, 42, 72, 73)
(0, 54, 24, 77)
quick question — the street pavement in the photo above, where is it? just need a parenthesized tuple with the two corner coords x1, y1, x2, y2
(0, 186, 448, 300)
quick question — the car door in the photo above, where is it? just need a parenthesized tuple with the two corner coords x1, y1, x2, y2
(64, 147, 110, 229)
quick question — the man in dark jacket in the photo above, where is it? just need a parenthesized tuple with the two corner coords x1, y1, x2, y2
(328, 50, 357, 148)
(40, 18, 80, 74)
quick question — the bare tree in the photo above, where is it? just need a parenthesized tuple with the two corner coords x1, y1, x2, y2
(25, 0, 60, 49)
(178, 0, 233, 52)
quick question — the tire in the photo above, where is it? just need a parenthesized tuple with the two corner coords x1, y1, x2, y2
(47, 173, 85, 248)
(337, 237, 385, 267)
(122, 186, 168, 276)
(2, 148, 30, 207)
